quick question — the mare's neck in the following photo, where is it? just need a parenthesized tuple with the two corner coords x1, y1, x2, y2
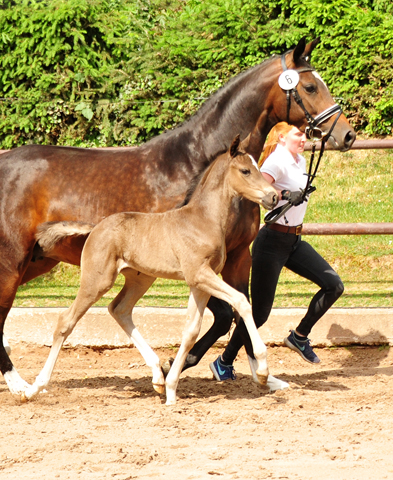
(144, 60, 278, 172)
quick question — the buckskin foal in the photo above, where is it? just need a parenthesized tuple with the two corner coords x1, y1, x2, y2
(22, 137, 277, 405)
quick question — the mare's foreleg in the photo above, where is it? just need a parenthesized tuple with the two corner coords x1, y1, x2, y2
(108, 270, 165, 394)
(165, 287, 210, 405)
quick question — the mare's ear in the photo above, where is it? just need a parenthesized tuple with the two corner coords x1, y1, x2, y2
(292, 37, 307, 64)
(293, 37, 320, 64)
(303, 37, 320, 61)
(230, 134, 241, 157)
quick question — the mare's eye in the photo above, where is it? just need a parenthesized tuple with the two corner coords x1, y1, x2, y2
(241, 168, 251, 176)
(304, 84, 317, 94)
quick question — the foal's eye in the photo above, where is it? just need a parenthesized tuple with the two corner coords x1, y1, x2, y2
(240, 168, 251, 176)
(304, 84, 317, 94)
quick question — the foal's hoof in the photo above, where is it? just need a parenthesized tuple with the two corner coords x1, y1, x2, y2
(160, 357, 174, 378)
(256, 372, 268, 386)
(20, 392, 29, 403)
(152, 383, 165, 395)
(267, 375, 290, 391)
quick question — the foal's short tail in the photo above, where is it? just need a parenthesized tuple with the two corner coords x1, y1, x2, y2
(36, 221, 96, 253)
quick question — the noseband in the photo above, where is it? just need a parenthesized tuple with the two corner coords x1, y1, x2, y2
(264, 55, 343, 226)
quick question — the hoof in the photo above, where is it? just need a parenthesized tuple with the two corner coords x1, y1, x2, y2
(20, 392, 29, 403)
(160, 357, 174, 378)
(267, 375, 290, 392)
(152, 383, 165, 395)
(3, 336, 11, 356)
(256, 372, 268, 385)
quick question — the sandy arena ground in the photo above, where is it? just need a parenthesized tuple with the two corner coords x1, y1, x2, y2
(1, 344, 393, 480)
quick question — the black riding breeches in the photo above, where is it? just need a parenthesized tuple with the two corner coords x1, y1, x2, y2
(221, 226, 344, 365)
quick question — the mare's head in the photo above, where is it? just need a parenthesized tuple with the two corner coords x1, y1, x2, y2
(250, 38, 355, 154)
(226, 135, 278, 210)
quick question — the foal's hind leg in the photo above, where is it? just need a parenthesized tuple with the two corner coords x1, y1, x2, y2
(22, 258, 119, 401)
(107, 270, 165, 394)
(165, 287, 210, 405)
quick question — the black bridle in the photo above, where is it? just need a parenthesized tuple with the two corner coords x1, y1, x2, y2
(264, 54, 342, 225)
(280, 54, 342, 142)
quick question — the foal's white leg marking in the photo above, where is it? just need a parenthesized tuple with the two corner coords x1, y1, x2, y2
(195, 268, 269, 384)
(22, 266, 115, 401)
(165, 287, 209, 405)
(3, 335, 11, 356)
(22, 337, 64, 401)
(22, 301, 93, 401)
(108, 272, 165, 393)
(247, 355, 289, 391)
(4, 368, 31, 396)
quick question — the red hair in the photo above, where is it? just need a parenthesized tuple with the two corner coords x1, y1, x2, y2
(258, 122, 294, 168)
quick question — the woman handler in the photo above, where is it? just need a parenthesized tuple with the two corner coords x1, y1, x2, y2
(210, 122, 344, 381)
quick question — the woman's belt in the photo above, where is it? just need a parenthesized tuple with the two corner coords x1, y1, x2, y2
(265, 223, 303, 235)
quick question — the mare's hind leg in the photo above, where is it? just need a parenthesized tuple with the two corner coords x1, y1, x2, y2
(1, 254, 61, 396)
(107, 270, 164, 393)
(165, 287, 210, 405)
(0, 260, 35, 396)
(22, 258, 119, 401)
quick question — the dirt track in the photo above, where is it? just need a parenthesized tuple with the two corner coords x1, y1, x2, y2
(1, 344, 393, 480)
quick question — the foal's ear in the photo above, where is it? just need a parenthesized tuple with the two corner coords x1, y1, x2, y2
(230, 134, 241, 157)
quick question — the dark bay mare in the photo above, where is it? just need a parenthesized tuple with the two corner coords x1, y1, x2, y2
(0, 38, 355, 397)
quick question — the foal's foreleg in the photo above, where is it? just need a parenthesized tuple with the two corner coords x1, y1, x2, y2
(165, 287, 210, 405)
(195, 268, 269, 385)
(108, 271, 165, 394)
(182, 244, 253, 371)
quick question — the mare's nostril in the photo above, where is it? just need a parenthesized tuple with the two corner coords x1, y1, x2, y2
(344, 130, 356, 150)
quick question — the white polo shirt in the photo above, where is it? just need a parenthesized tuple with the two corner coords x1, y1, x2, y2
(261, 144, 308, 227)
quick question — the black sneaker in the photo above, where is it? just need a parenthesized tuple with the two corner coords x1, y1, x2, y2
(209, 355, 236, 381)
(284, 330, 320, 364)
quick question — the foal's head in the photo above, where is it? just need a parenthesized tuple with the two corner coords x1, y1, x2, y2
(226, 135, 278, 210)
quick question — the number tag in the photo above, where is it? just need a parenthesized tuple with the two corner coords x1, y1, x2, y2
(278, 70, 300, 90)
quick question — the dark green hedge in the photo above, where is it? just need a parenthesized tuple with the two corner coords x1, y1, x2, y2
(0, 0, 392, 148)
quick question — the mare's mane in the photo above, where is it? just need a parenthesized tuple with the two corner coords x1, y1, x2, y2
(145, 56, 279, 145)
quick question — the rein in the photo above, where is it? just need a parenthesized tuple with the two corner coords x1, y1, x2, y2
(264, 54, 342, 225)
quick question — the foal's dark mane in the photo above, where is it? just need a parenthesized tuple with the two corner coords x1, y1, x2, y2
(177, 148, 248, 208)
